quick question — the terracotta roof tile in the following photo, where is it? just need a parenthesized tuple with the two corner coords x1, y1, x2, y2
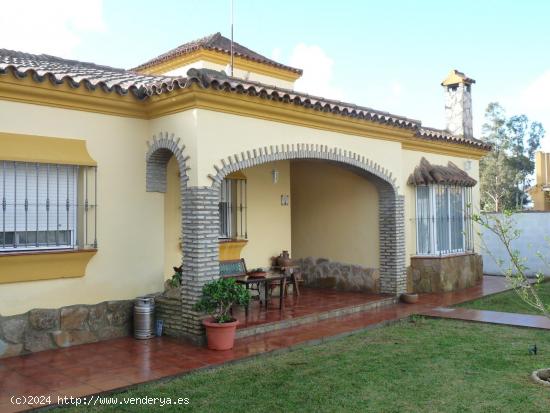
(407, 157, 477, 187)
(416, 127, 489, 150)
(0, 48, 174, 98)
(130, 32, 303, 75)
(0, 49, 491, 152)
(147, 68, 420, 128)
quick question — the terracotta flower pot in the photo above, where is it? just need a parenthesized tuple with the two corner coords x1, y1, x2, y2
(277, 250, 292, 267)
(400, 293, 419, 304)
(203, 318, 239, 350)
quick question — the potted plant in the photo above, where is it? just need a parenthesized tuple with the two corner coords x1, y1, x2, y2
(193, 277, 250, 350)
(400, 292, 419, 304)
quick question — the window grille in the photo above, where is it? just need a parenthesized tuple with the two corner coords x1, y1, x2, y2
(219, 177, 247, 239)
(415, 185, 473, 255)
(0, 161, 97, 252)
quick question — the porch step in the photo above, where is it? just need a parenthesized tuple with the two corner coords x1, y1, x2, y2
(235, 295, 398, 339)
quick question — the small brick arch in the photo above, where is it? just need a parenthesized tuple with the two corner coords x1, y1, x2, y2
(145, 131, 190, 193)
(145, 132, 190, 303)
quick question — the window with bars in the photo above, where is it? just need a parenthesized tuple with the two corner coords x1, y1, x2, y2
(219, 177, 247, 239)
(0, 161, 97, 252)
(415, 185, 473, 255)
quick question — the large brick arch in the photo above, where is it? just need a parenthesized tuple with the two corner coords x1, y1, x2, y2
(155, 142, 406, 341)
(205, 143, 406, 294)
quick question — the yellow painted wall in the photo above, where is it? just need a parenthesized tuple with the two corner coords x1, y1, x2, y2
(0, 96, 483, 315)
(148, 110, 199, 186)
(533, 152, 550, 211)
(291, 161, 379, 267)
(0, 100, 182, 316)
(195, 109, 482, 265)
(164, 156, 182, 279)
(535, 151, 550, 186)
(194, 109, 404, 188)
(239, 161, 292, 268)
(530, 187, 550, 211)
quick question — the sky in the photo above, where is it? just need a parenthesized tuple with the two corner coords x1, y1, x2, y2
(2, 0, 550, 150)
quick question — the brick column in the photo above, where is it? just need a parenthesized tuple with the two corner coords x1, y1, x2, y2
(180, 187, 220, 341)
(378, 191, 406, 294)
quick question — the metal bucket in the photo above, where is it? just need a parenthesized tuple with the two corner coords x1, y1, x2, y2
(134, 297, 155, 339)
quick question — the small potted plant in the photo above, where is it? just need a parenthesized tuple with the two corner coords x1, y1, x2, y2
(400, 292, 419, 304)
(193, 278, 250, 350)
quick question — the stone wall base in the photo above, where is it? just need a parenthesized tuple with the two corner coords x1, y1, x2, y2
(298, 257, 380, 293)
(0, 300, 133, 359)
(409, 253, 483, 293)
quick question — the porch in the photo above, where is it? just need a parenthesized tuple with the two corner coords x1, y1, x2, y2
(0, 276, 510, 412)
(151, 139, 406, 341)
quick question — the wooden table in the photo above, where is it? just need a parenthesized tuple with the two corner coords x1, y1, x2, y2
(236, 273, 288, 317)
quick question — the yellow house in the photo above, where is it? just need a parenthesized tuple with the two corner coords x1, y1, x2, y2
(0, 33, 490, 356)
(529, 151, 550, 210)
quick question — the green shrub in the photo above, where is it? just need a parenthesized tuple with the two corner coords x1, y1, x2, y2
(193, 278, 250, 323)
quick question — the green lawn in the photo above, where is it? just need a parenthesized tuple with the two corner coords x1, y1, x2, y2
(457, 281, 550, 315)
(63, 318, 550, 413)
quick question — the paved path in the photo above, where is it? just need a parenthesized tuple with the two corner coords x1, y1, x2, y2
(0, 276, 511, 412)
(420, 306, 550, 330)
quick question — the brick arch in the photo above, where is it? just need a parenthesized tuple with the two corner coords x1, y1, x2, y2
(206, 143, 406, 295)
(173, 143, 406, 341)
(145, 131, 190, 193)
(207, 143, 399, 191)
(145, 132, 190, 311)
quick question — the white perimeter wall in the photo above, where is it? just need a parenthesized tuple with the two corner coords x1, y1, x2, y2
(481, 212, 550, 276)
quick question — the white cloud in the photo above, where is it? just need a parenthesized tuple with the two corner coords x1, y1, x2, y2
(271, 47, 282, 62)
(517, 70, 550, 151)
(289, 43, 343, 100)
(0, 0, 106, 57)
(390, 81, 402, 97)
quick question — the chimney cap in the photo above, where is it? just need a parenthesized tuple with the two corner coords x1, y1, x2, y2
(441, 69, 475, 87)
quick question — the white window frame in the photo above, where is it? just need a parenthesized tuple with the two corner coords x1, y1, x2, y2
(0, 161, 97, 253)
(415, 184, 472, 256)
(219, 177, 248, 240)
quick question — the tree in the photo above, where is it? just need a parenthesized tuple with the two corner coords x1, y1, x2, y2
(479, 150, 519, 212)
(479, 103, 545, 211)
(475, 212, 550, 319)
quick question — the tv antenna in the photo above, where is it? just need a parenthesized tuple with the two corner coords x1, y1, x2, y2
(230, 0, 234, 76)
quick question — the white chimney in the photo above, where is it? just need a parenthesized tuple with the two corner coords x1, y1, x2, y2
(442, 70, 475, 139)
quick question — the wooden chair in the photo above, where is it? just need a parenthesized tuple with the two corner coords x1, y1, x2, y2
(219, 258, 266, 302)
(269, 257, 303, 297)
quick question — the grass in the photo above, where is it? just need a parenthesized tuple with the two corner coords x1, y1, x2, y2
(62, 318, 550, 413)
(457, 281, 550, 315)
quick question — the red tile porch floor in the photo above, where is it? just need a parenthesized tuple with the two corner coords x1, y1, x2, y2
(233, 288, 396, 337)
(235, 288, 392, 328)
(0, 276, 510, 412)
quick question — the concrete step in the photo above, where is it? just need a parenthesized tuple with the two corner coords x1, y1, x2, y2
(235, 295, 398, 339)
